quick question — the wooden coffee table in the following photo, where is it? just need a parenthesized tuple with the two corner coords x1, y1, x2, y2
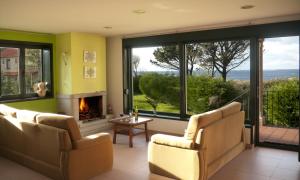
(109, 116, 153, 148)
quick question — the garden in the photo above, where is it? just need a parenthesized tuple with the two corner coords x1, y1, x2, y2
(133, 73, 299, 128)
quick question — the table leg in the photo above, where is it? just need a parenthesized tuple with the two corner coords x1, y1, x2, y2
(113, 125, 117, 144)
(129, 126, 133, 148)
(145, 123, 149, 142)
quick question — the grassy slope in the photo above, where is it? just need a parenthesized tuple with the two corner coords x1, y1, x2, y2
(133, 94, 179, 113)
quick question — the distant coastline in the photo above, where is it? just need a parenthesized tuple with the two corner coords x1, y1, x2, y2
(138, 69, 299, 80)
(227, 69, 299, 80)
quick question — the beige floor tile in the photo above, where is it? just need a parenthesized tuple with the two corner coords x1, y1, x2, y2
(0, 132, 299, 180)
(270, 168, 300, 180)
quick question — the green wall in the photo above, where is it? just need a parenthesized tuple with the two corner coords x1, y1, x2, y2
(0, 30, 57, 112)
(1, 30, 107, 112)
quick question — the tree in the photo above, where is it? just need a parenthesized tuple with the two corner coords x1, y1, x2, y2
(150, 44, 204, 75)
(185, 44, 204, 75)
(150, 41, 249, 80)
(132, 55, 140, 77)
(202, 40, 250, 81)
(25, 49, 42, 93)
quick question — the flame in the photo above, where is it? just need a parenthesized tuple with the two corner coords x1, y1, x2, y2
(79, 98, 89, 112)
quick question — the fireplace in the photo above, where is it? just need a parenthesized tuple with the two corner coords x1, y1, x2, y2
(57, 91, 109, 136)
(57, 91, 107, 122)
(79, 96, 103, 121)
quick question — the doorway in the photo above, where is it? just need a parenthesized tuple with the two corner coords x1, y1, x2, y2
(257, 36, 299, 151)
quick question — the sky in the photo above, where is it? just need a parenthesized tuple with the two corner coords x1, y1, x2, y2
(132, 36, 299, 72)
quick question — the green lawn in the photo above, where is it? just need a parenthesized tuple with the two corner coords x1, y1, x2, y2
(133, 94, 179, 113)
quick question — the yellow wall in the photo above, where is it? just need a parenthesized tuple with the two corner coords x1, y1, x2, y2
(71, 32, 106, 94)
(56, 33, 72, 94)
(56, 32, 106, 95)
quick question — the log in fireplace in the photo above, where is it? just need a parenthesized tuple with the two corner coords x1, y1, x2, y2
(79, 96, 103, 121)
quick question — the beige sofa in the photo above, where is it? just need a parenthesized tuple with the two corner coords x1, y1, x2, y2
(148, 102, 246, 180)
(0, 104, 113, 180)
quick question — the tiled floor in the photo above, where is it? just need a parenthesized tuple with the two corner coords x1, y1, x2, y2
(260, 125, 299, 145)
(0, 132, 299, 180)
(210, 147, 300, 180)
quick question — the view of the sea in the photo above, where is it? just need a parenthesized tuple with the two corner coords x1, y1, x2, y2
(138, 69, 299, 80)
(227, 69, 299, 80)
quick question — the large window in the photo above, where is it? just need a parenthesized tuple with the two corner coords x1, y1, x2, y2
(128, 40, 250, 119)
(123, 20, 300, 121)
(0, 41, 52, 101)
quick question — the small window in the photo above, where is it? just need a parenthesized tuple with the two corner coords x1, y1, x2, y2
(0, 41, 53, 101)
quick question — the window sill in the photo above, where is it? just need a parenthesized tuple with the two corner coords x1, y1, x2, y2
(0, 95, 54, 103)
(139, 112, 189, 121)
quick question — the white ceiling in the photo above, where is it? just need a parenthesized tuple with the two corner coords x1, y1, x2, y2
(0, 0, 300, 37)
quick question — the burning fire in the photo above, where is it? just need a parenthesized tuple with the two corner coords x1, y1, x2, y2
(79, 98, 89, 112)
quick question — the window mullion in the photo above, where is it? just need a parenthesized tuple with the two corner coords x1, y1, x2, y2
(19, 47, 26, 97)
(179, 43, 187, 119)
(41, 48, 44, 82)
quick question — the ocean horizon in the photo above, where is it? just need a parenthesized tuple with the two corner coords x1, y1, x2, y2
(227, 69, 299, 80)
(138, 69, 299, 80)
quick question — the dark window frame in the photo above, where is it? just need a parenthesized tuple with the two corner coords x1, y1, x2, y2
(0, 40, 53, 102)
(123, 20, 300, 125)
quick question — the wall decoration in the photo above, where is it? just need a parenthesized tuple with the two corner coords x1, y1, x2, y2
(84, 66, 97, 79)
(83, 50, 96, 63)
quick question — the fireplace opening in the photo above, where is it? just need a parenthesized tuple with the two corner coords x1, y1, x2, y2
(79, 96, 103, 121)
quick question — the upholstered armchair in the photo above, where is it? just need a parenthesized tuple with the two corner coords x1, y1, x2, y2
(148, 102, 246, 180)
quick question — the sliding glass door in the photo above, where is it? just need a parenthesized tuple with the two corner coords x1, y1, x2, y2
(257, 36, 299, 151)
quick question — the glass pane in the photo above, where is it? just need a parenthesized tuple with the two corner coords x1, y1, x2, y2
(260, 36, 299, 145)
(43, 49, 51, 92)
(132, 45, 180, 114)
(186, 40, 250, 116)
(0, 47, 21, 96)
(25, 48, 42, 94)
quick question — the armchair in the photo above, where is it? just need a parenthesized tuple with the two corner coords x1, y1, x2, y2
(148, 102, 246, 180)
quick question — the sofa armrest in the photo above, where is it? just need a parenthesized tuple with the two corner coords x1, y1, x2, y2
(74, 132, 111, 149)
(151, 134, 193, 149)
(148, 141, 201, 180)
(68, 132, 113, 180)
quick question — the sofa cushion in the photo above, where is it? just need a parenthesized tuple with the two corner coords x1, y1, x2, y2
(16, 110, 40, 123)
(219, 102, 241, 118)
(184, 109, 222, 141)
(151, 134, 193, 149)
(0, 104, 18, 117)
(36, 113, 81, 141)
(74, 133, 111, 149)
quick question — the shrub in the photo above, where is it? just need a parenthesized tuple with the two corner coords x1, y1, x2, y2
(139, 73, 180, 109)
(264, 78, 299, 127)
(139, 73, 241, 114)
(187, 76, 240, 113)
(133, 75, 141, 94)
